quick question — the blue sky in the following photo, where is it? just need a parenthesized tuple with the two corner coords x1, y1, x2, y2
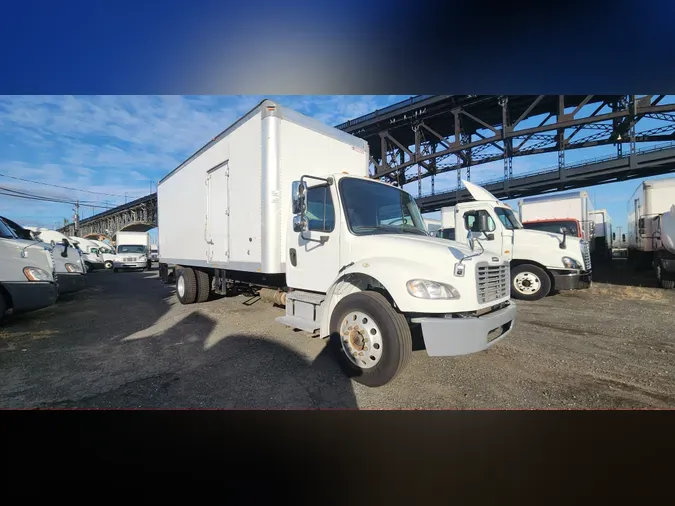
(0, 95, 674, 244)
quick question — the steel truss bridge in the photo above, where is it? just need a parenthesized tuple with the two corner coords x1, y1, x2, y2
(59, 95, 675, 236)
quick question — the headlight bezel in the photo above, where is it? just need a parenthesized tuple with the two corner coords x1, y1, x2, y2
(23, 266, 52, 282)
(406, 279, 461, 300)
(561, 256, 582, 269)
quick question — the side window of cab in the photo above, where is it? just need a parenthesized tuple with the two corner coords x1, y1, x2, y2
(305, 185, 335, 232)
(463, 210, 496, 233)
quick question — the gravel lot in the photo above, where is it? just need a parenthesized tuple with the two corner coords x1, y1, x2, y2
(1, 258, 674, 409)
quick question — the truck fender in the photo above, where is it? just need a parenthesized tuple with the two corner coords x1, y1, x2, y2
(319, 257, 427, 338)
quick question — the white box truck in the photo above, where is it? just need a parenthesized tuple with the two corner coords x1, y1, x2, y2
(589, 209, 613, 261)
(436, 181, 592, 301)
(113, 231, 151, 272)
(0, 218, 58, 323)
(157, 99, 516, 387)
(518, 191, 596, 254)
(627, 177, 675, 270)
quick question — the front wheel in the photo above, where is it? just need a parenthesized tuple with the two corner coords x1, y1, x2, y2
(656, 262, 675, 289)
(104, 260, 113, 270)
(510, 264, 551, 301)
(329, 291, 412, 388)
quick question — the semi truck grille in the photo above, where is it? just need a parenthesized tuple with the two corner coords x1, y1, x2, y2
(476, 263, 509, 304)
(581, 242, 591, 270)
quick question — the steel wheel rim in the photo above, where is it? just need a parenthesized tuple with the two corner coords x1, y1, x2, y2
(339, 310, 383, 369)
(177, 275, 185, 297)
(105, 261, 113, 269)
(514, 271, 541, 295)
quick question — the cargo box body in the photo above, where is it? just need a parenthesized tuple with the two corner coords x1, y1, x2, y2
(157, 100, 369, 275)
(627, 177, 675, 253)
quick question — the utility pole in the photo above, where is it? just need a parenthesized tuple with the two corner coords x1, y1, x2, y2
(73, 200, 80, 236)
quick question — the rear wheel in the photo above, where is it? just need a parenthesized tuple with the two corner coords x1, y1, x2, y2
(176, 267, 197, 304)
(195, 269, 212, 303)
(510, 264, 551, 301)
(329, 291, 412, 388)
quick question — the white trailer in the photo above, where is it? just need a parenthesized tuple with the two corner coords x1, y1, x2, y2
(423, 218, 441, 236)
(589, 209, 613, 261)
(157, 100, 516, 387)
(518, 191, 596, 253)
(433, 207, 456, 240)
(114, 231, 151, 272)
(627, 176, 675, 269)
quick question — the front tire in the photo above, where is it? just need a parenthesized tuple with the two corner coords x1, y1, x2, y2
(176, 267, 197, 304)
(104, 261, 113, 270)
(329, 291, 412, 388)
(656, 261, 675, 289)
(510, 264, 551, 301)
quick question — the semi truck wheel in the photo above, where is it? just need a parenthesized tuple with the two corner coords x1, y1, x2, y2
(510, 264, 551, 301)
(195, 269, 211, 303)
(104, 261, 113, 269)
(656, 262, 675, 289)
(176, 267, 198, 304)
(329, 291, 412, 388)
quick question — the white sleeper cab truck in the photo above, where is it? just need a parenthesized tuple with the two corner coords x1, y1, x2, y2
(89, 239, 116, 269)
(0, 218, 58, 323)
(69, 237, 106, 271)
(436, 181, 592, 301)
(2, 218, 86, 294)
(627, 177, 675, 271)
(157, 100, 517, 387)
(114, 231, 151, 272)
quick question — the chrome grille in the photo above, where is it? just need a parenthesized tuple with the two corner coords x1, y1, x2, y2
(476, 262, 509, 304)
(581, 242, 591, 270)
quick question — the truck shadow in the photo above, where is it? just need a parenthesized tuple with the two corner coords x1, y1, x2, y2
(590, 257, 659, 288)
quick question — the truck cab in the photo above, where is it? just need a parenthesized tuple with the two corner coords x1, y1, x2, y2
(0, 218, 59, 323)
(2, 218, 86, 295)
(437, 181, 592, 301)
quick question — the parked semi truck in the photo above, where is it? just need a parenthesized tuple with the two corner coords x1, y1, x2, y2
(157, 100, 517, 387)
(652, 204, 675, 289)
(0, 218, 58, 323)
(589, 209, 614, 261)
(114, 231, 151, 272)
(69, 236, 107, 271)
(627, 177, 675, 271)
(518, 191, 596, 254)
(2, 218, 86, 294)
(435, 181, 592, 301)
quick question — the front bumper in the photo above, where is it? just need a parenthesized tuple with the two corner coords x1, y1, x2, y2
(551, 270, 592, 291)
(3, 281, 59, 313)
(56, 272, 86, 294)
(114, 261, 147, 269)
(411, 302, 517, 357)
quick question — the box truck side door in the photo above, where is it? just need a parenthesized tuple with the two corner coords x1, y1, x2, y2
(286, 183, 341, 293)
(206, 162, 230, 263)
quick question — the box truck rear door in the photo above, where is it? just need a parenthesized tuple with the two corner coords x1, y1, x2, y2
(206, 162, 230, 263)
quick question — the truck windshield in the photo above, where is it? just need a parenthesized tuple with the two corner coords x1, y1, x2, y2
(117, 245, 146, 254)
(494, 207, 522, 230)
(523, 220, 579, 237)
(0, 218, 17, 239)
(339, 178, 427, 236)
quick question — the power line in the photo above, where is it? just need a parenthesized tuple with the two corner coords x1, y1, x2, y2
(0, 186, 112, 209)
(0, 171, 128, 198)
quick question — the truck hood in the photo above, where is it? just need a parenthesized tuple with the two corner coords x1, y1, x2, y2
(512, 228, 585, 265)
(350, 233, 500, 265)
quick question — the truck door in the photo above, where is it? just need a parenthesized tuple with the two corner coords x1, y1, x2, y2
(455, 206, 502, 256)
(286, 182, 341, 293)
(205, 162, 230, 264)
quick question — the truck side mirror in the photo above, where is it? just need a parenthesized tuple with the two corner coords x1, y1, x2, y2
(612, 232, 616, 241)
(477, 213, 490, 232)
(638, 217, 645, 229)
(291, 181, 307, 215)
(293, 215, 308, 233)
(622, 234, 626, 242)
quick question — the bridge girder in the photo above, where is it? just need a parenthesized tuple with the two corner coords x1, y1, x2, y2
(337, 95, 675, 196)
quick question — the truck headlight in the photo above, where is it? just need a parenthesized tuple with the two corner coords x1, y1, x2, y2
(23, 267, 52, 281)
(562, 256, 582, 269)
(65, 263, 82, 273)
(406, 279, 460, 299)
